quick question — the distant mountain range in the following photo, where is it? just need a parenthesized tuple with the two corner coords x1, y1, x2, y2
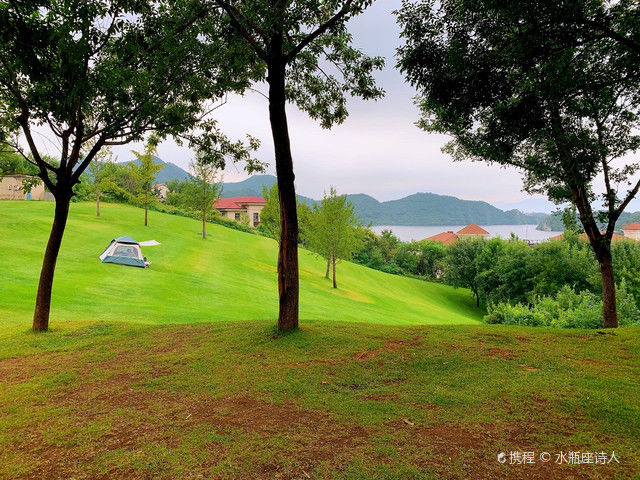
(122, 159, 547, 226)
(219, 174, 545, 226)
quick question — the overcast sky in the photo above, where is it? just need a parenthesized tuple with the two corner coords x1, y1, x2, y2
(110, 0, 639, 213)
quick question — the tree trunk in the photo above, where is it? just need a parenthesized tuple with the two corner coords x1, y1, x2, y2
(33, 193, 71, 331)
(572, 186, 619, 328)
(96, 192, 100, 217)
(202, 215, 206, 240)
(268, 50, 299, 332)
(595, 248, 618, 328)
(332, 256, 337, 289)
(325, 258, 331, 279)
(144, 194, 148, 227)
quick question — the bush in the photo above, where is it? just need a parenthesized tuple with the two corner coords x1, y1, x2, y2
(484, 284, 640, 329)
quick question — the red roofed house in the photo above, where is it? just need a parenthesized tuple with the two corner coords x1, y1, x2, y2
(424, 224, 490, 245)
(621, 222, 640, 241)
(214, 197, 266, 227)
(456, 223, 490, 239)
(425, 231, 459, 246)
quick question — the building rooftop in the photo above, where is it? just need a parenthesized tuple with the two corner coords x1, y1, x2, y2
(457, 223, 490, 235)
(214, 197, 266, 210)
(425, 231, 459, 245)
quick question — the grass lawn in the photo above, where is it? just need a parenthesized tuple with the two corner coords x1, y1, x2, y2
(0, 201, 480, 327)
(1, 201, 639, 479)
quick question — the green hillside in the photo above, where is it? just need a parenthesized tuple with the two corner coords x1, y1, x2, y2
(0, 201, 481, 327)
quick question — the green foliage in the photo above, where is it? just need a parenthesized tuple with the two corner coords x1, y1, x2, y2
(398, 0, 640, 209)
(530, 239, 597, 297)
(259, 183, 281, 242)
(181, 153, 223, 231)
(308, 187, 362, 285)
(210, 0, 384, 128)
(129, 142, 164, 222)
(485, 284, 640, 329)
(0, 0, 260, 198)
(441, 237, 486, 306)
(0, 150, 38, 177)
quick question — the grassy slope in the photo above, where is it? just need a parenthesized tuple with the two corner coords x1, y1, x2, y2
(0, 201, 480, 328)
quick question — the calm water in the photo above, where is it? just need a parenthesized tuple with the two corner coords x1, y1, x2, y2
(371, 225, 563, 242)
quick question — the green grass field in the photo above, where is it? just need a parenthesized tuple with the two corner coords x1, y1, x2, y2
(0, 201, 480, 328)
(1, 201, 639, 479)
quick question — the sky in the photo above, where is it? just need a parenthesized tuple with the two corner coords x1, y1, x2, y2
(106, 0, 637, 214)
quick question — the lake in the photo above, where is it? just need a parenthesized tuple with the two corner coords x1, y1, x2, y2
(370, 225, 563, 242)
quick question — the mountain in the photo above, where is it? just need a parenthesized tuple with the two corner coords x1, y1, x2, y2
(220, 174, 276, 197)
(118, 157, 190, 183)
(220, 174, 317, 206)
(116, 164, 546, 227)
(219, 175, 545, 226)
(346, 192, 546, 226)
(537, 210, 640, 232)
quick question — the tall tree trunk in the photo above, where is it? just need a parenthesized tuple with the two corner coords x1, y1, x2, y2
(332, 256, 337, 289)
(202, 215, 206, 240)
(96, 192, 100, 217)
(33, 193, 71, 331)
(325, 258, 331, 279)
(144, 193, 148, 227)
(268, 49, 299, 332)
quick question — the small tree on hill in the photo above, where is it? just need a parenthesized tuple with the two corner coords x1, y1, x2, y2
(260, 183, 281, 243)
(398, 0, 640, 328)
(87, 146, 117, 217)
(183, 153, 222, 239)
(130, 142, 164, 227)
(309, 187, 361, 288)
(442, 238, 486, 308)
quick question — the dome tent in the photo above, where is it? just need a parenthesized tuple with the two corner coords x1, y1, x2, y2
(99, 236, 151, 268)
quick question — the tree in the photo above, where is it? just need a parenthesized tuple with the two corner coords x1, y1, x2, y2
(0, 0, 258, 331)
(398, 0, 640, 328)
(442, 237, 486, 307)
(86, 146, 116, 217)
(260, 183, 281, 242)
(209, 0, 384, 330)
(308, 187, 361, 288)
(183, 153, 222, 239)
(130, 143, 164, 227)
(562, 206, 583, 236)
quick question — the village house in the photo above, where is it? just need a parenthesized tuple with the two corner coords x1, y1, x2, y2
(424, 223, 490, 245)
(0, 175, 48, 201)
(214, 197, 266, 227)
(621, 222, 640, 240)
(154, 184, 168, 200)
(456, 223, 490, 239)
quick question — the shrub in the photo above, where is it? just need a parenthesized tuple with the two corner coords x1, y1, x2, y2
(484, 284, 640, 329)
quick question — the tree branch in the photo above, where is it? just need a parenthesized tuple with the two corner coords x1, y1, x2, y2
(284, 0, 354, 63)
(213, 0, 268, 60)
